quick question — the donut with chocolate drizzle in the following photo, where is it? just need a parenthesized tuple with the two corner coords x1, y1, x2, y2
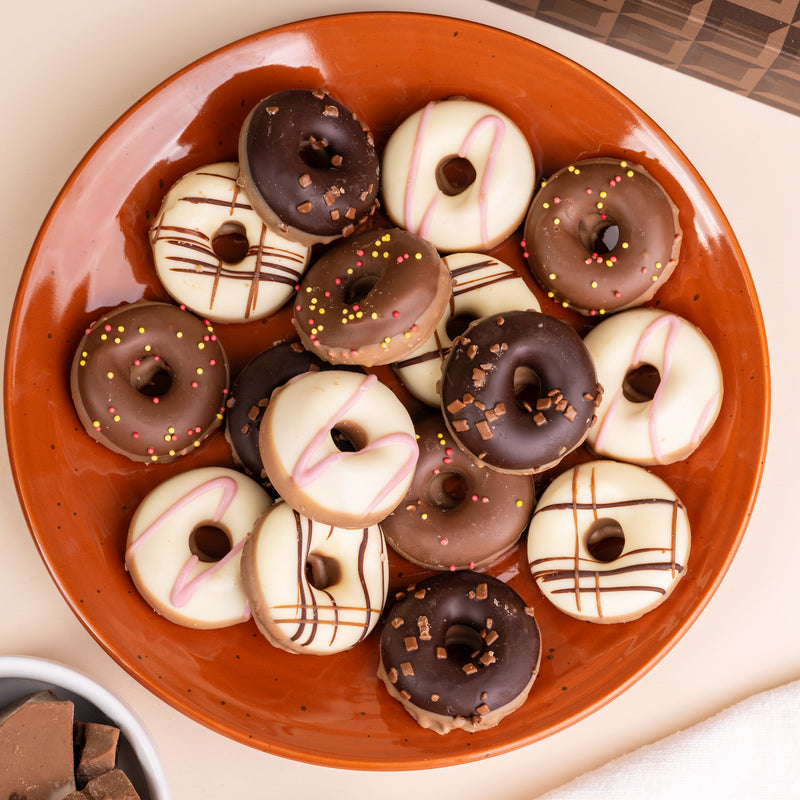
(377, 571, 542, 733)
(380, 410, 535, 571)
(238, 88, 380, 246)
(70, 301, 229, 463)
(523, 158, 681, 316)
(440, 310, 601, 474)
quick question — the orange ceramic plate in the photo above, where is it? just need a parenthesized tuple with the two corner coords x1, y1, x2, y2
(5, 13, 769, 769)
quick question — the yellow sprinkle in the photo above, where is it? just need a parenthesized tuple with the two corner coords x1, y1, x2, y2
(404, 331, 411, 338)
(317, 324, 324, 331)
(591, 281, 598, 288)
(515, 500, 523, 507)
(421, 513, 428, 520)
(599, 308, 606, 314)
(114, 338, 121, 344)
(547, 291, 555, 299)
(561, 300, 569, 308)
(318, 308, 325, 314)
(568, 165, 575, 172)
(164, 434, 171, 442)
(196, 367, 204, 375)
(216, 413, 224, 420)
(106, 371, 114, 379)
(372, 250, 379, 258)
(100, 334, 107, 341)
(371, 312, 378, 320)
(548, 272, 557, 280)
(382, 233, 391, 241)
(198, 342, 205, 349)
(355, 311, 363, 318)
(655, 261, 663, 269)
(621, 242, 629, 249)
(542, 202, 550, 209)
(144, 344, 152, 352)
(605, 260, 613, 267)
(574, 168, 581, 175)
(414, 252, 422, 259)
(168, 427, 175, 433)
(553, 218, 560, 225)
(193, 441, 201, 448)
(347, 268, 353, 274)
(600, 191, 607, 198)
(383, 252, 389, 259)
(627, 170, 634, 177)
(596, 202, 604, 209)
(652, 275, 658, 281)
(79, 360, 86, 367)
(113, 415, 120, 422)
(138, 327, 145, 334)
(117, 325, 124, 332)
(305, 286, 313, 293)
(82, 351, 88, 357)
(383, 336, 392, 343)
(620, 160, 628, 168)
(150, 455, 158, 462)
(168, 450, 176, 457)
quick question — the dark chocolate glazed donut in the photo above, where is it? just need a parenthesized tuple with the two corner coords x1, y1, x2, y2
(523, 158, 681, 316)
(225, 341, 344, 485)
(293, 228, 452, 367)
(380, 410, 535, 571)
(440, 310, 602, 474)
(70, 301, 229, 463)
(378, 571, 542, 733)
(238, 88, 380, 246)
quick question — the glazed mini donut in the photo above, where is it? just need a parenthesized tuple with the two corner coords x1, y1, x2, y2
(149, 162, 310, 323)
(241, 501, 388, 655)
(377, 571, 542, 734)
(238, 88, 380, 246)
(70, 301, 229, 463)
(380, 410, 535, 571)
(527, 459, 691, 623)
(292, 228, 452, 367)
(125, 467, 272, 629)
(584, 308, 723, 465)
(523, 158, 681, 316)
(225, 340, 346, 485)
(440, 310, 602, 474)
(259, 369, 419, 528)
(393, 252, 541, 405)
(381, 98, 536, 252)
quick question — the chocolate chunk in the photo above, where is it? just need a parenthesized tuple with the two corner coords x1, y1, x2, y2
(298, 173, 312, 188)
(74, 721, 120, 788)
(297, 201, 313, 214)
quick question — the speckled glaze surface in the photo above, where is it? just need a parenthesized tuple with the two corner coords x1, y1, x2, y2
(5, 12, 769, 770)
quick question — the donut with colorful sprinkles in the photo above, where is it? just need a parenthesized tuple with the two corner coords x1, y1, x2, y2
(380, 410, 535, 571)
(523, 158, 681, 316)
(70, 300, 229, 463)
(292, 228, 452, 367)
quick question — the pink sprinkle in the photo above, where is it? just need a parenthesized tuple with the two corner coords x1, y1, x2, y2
(445, 448, 452, 456)
(152, 397, 159, 404)
(147, 447, 155, 455)
(132, 432, 139, 439)
(352, 304, 360, 311)
(335, 277, 342, 285)
(614, 290, 621, 297)
(449, 565, 456, 572)
(356, 261, 363, 267)
(209, 359, 216, 366)
(586, 188, 592, 194)
(432, 467, 440, 475)
(210, 335, 217, 341)
(187, 429, 194, 436)
(296, 305, 302, 311)
(520, 239, 526, 248)
(108, 406, 115, 413)
(393, 310, 400, 318)
(308, 319, 315, 325)
(469, 561, 475, 569)
(153, 355, 160, 362)
(324, 291, 331, 297)
(440, 538, 448, 546)
(443, 457, 452, 465)
(191, 381, 198, 388)
(104, 324, 112, 331)
(356, 250, 364, 256)
(195, 426, 202, 433)
(641, 267, 648, 274)
(471, 494, 479, 502)
(554, 196, 561, 203)
(610, 256, 618, 263)
(411, 324, 418, 332)
(481, 497, 489, 503)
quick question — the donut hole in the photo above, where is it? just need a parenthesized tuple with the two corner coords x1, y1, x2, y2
(330, 421, 368, 452)
(211, 221, 249, 264)
(435, 155, 477, 197)
(129, 355, 172, 397)
(299, 136, 337, 170)
(513, 366, 542, 413)
(578, 216, 620, 255)
(305, 552, 341, 590)
(426, 471, 468, 511)
(585, 518, 625, 563)
(344, 273, 380, 306)
(445, 313, 479, 342)
(623, 363, 661, 403)
(189, 524, 232, 563)
(444, 623, 484, 664)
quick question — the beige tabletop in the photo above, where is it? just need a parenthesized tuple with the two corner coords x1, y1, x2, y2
(2, 0, 799, 797)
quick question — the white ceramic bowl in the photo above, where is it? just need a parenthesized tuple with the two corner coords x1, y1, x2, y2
(0, 655, 171, 800)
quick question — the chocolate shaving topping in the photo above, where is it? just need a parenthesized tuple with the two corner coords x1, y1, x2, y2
(564, 404, 577, 421)
(533, 412, 547, 426)
(446, 398, 465, 414)
(297, 201, 313, 214)
(331, 154, 344, 167)
(345, 206, 357, 220)
(476, 703, 491, 715)
(476, 582, 488, 600)
(323, 190, 337, 206)
(462, 663, 478, 675)
(400, 661, 414, 676)
(323, 104, 339, 117)
(436, 646, 447, 660)
(536, 397, 552, 411)
(452, 419, 469, 432)
(404, 636, 418, 652)
(476, 420, 493, 440)
(298, 173, 312, 188)
(391, 616, 404, 629)
(485, 630, 499, 645)
(388, 667, 398, 684)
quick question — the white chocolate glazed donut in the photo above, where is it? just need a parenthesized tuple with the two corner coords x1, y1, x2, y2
(527, 459, 690, 623)
(381, 99, 536, 252)
(125, 467, 273, 629)
(393, 252, 541, 405)
(241, 501, 388, 655)
(584, 308, 723, 465)
(149, 162, 310, 322)
(259, 369, 419, 529)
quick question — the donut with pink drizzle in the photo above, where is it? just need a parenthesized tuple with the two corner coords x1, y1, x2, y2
(70, 301, 229, 463)
(258, 369, 419, 528)
(125, 467, 272, 628)
(241, 502, 388, 655)
(380, 98, 536, 252)
(584, 308, 723, 465)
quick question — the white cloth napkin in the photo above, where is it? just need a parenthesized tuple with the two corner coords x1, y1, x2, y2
(538, 679, 800, 799)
